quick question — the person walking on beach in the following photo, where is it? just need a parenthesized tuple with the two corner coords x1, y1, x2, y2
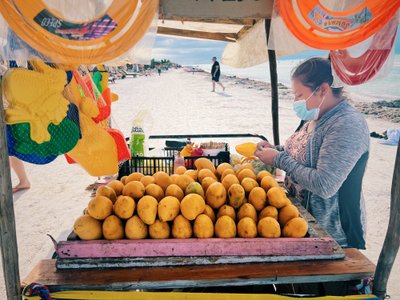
(211, 57, 225, 92)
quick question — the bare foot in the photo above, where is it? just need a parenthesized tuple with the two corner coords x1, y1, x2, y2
(12, 182, 30, 193)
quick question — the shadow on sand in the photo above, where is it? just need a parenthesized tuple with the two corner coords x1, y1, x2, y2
(215, 92, 232, 97)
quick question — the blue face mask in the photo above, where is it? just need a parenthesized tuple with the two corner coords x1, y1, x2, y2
(293, 89, 325, 121)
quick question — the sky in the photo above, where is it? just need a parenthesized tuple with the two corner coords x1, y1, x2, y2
(152, 25, 400, 65)
(152, 36, 226, 65)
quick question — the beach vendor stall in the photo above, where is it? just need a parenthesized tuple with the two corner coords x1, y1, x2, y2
(0, 0, 399, 299)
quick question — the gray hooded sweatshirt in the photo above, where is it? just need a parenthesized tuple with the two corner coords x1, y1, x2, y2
(273, 101, 370, 249)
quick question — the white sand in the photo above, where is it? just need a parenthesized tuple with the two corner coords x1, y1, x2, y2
(1, 69, 399, 297)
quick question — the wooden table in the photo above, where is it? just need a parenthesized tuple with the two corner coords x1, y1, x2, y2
(23, 249, 374, 292)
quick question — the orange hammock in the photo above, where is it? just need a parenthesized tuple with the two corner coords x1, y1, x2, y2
(0, 0, 158, 64)
(276, 0, 400, 50)
(330, 13, 398, 85)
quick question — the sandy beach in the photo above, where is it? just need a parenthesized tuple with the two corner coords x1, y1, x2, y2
(2, 69, 399, 297)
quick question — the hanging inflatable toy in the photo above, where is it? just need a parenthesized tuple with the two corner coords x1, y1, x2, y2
(276, 0, 400, 50)
(330, 13, 398, 85)
(3, 58, 70, 144)
(0, 0, 159, 64)
(64, 74, 119, 176)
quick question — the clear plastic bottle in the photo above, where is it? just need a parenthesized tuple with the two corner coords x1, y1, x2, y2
(174, 152, 185, 173)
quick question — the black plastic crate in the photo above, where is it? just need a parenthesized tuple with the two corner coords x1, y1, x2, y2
(118, 151, 230, 177)
(118, 133, 267, 178)
(163, 143, 229, 157)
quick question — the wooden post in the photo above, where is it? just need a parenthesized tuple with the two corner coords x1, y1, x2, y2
(373, 138, 400, 298)
(265, 19, 280, 146)
(0, 85, 21, 299)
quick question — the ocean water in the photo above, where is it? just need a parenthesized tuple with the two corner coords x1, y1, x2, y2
(199, 55, 400, 102)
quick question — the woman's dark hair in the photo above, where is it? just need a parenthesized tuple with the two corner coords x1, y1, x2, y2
(291, 57, 343, 98)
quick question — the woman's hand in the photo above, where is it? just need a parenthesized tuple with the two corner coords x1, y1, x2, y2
(255, 148, 279, 166)
(257, 140, 275, 151)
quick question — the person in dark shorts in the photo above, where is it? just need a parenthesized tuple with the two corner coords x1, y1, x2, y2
(211, 57, 225, 92)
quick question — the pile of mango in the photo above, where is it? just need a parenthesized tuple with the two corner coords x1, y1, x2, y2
(73, 158, 308, 240)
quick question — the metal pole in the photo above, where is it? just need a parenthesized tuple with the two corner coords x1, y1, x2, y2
(265, 19, 280, 146)
(373, 138, 400, 298)
(0, 84, 21, 299)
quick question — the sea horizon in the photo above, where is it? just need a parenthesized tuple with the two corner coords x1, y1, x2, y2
(196, 55, 400, 102)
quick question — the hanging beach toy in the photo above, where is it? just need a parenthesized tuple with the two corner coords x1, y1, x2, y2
(63, 73, 119, 176)
(0, 0, 159, 64)
(73, 70, 111, 123)
(3, 58, 70, 143)
(7, 104, 81, 164)
(329, 13, 399, 85)
(6, 125, 57, 165)
(276, 0, 400, 50)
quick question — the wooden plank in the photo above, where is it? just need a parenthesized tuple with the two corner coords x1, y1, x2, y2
(56, 249, 345, 269)
(160, 0, 273, 20)
(237, 25, 255, 40)
(23, 249, 374, 291)
(160, 17, 256, 26)
(57, 198, 338, 263)
(373, 138, 400, 298)
(0, 81, 21, 299)
(57, 197, 341, 269)
(157, 27, 237, 42)
(265, 19, 280, 145)
(56, 237, 335, 259)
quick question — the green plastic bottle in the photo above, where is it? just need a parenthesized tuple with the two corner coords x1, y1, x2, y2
(130, 110, 152, 162)
(130, 124, 145, 157)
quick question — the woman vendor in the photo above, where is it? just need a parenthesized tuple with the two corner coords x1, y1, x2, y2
(255, 58, 369, 249)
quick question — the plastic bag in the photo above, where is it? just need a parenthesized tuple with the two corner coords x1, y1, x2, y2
(380, 128, 400, 146)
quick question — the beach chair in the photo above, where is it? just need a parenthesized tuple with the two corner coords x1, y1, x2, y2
(121, 69, 141, 78)
(108, 76, 116, 84)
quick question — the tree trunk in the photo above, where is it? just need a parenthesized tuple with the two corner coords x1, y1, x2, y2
(373, 138, 400, 298)
(0, 84, 21, 299)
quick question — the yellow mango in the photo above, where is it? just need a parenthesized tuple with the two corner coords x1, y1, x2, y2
(236, 143, 257, 158)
